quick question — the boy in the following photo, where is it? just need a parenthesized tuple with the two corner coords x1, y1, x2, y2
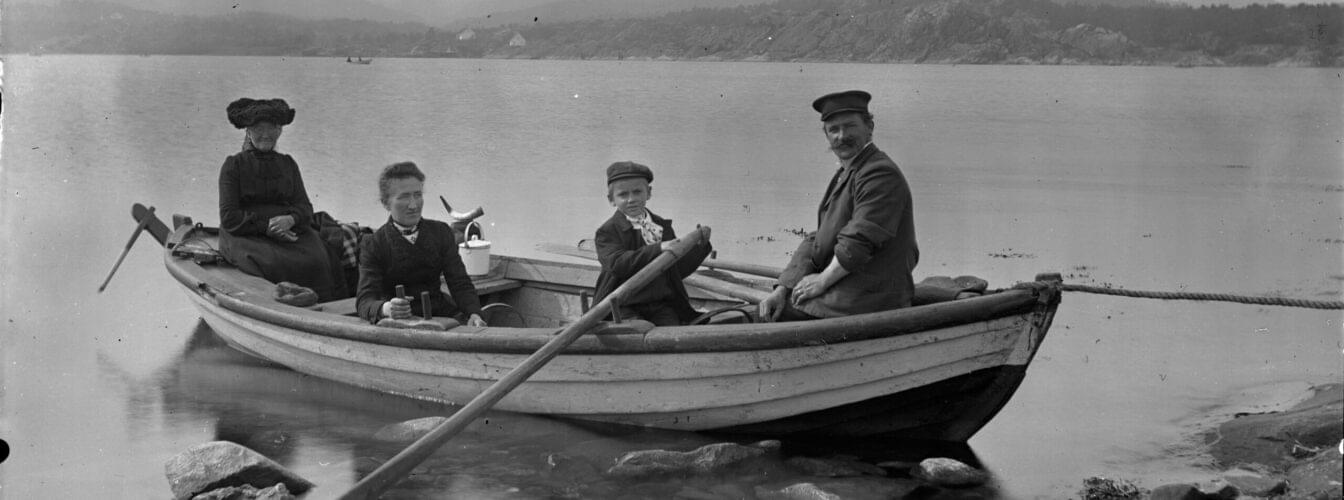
(592, 161, 712, 326)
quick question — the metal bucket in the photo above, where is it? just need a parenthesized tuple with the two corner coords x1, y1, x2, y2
(459, 222, 490, 276)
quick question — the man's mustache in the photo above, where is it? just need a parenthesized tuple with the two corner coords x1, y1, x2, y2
(830, 138, 858, 150)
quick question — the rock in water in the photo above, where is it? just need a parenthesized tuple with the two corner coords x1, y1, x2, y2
(1079, 476, 1145, 500)
(1285, 450, 1344, 499)
(1220, 469, 1287, 497)
(191, 483, 294, 500)
(755, 482, 842, 500)
(372, 416, 448, 442)
(1148, 484, 1206, 500)
(164, 441, 314, 500)
(606, 440, 780, 478)
(911, 457, 988, 487)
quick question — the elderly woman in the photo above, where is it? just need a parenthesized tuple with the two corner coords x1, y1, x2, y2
(218, 98, 344, 302)
(356, 161, 486, 327)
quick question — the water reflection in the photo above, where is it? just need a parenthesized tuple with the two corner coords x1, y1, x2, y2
(158, 322, 1004, 499)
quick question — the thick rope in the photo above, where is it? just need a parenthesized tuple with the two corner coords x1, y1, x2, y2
(1058, 283, 1344, 310)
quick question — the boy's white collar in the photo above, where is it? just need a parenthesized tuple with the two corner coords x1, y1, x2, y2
(623, 208, 651, 222)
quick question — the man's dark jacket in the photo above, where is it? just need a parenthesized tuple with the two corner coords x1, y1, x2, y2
(779, 144, 919, 317)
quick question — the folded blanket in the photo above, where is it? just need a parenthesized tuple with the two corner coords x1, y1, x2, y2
(912, 275, 989, 306)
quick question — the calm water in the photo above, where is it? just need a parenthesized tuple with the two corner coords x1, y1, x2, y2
(1, 55, 1340, 499)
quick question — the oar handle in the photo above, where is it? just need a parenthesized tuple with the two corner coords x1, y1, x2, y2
(339, 229, 704, 500)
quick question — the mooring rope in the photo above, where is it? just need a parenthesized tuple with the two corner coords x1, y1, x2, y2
(1058, 283, 1344, 310)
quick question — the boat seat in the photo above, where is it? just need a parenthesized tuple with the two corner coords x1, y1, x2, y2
(472, 275, 522, 296)
(310, 277, 520, 317)
(587, 320, 656, 336)
(313, 296, 359, 316)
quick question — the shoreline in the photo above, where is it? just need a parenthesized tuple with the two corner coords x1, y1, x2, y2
(1087, 381, 1342, 499)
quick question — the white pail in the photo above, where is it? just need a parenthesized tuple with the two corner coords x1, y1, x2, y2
(460, 238, 491, 276)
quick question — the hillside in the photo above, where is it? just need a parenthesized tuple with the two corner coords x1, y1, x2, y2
(5, 0, 1341, 66)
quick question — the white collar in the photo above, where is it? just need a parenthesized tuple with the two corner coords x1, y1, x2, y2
(622, 208, 651, 223)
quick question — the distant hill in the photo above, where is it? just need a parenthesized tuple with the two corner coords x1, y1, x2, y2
(5, 0, 1341, 66)
(5, 0, 777, 25)
(10, 0, 423, 22)
(444, 0, 779, 29)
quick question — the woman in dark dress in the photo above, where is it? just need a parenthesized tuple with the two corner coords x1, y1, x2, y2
(217, 98, 344, 301)
(355, 162, 486, 326)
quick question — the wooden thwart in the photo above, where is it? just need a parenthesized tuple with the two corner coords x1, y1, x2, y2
(537, 241, 771, 303)
(571, 238, 784, 279)
(338, 229, 708, 500)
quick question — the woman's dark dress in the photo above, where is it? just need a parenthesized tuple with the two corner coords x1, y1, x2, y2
(355, 219, 483, 323)
(218, 150, 344, 301)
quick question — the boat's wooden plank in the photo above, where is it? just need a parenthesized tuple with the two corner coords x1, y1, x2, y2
(167, 234, 1050, 354)
(315, 297, 359, 315)
(199, 299, 1019, 425)
(497, 255, 741, 302)
(246, 312, 1025, 383)
(472, 275, 523, 296)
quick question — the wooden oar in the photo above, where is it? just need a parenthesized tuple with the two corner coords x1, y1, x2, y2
(98, 206, 156, 292)
(571, 239, 782, 279)
(338, 228, 708, 500)
(537, 242, 770, 303)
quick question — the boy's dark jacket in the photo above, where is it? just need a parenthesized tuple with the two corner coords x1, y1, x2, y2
(593, 210, 712, 324)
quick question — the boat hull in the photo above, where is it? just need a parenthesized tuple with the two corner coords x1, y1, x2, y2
(178, 271, 1053, 442)
(147, 206, 1058, 441)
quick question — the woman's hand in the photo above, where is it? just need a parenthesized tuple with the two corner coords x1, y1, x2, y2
(267, 215, 298, 242)
(268, 215, 295, 233)
(465, 314, 488, 327)
(382, 297, 413, 320)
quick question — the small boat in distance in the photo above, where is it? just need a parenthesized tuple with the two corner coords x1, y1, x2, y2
(346, 56, 372, 65)
(133, 203, 1063, 442)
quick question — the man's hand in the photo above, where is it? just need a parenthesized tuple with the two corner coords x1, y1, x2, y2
(466, 313, 487, 327)
(792, 273, 827, 306)
(382, 297, 412, 320)
(793, 258, 848, 306)
(758, 286, 790, 322)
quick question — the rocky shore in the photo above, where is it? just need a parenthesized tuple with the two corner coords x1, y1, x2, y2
(163, 384, 1340, 500)
(1085, 383, 1342, 500)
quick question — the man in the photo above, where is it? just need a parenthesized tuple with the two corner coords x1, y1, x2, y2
(759, 90, 919, 321)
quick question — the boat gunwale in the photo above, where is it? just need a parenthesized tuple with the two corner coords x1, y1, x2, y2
(169, 252, 1053, 355)
(161, 223, 1057, 355)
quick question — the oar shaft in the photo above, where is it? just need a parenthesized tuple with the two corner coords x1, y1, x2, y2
(702, 259, 781, 280)
(339, 229, 706, 500)
(538, 241, 773, 302)
(550, 240, 782, 279)
(98, 206, 155, 292)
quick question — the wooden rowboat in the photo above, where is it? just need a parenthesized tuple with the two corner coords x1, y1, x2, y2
(136, 203, 1062, 441)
